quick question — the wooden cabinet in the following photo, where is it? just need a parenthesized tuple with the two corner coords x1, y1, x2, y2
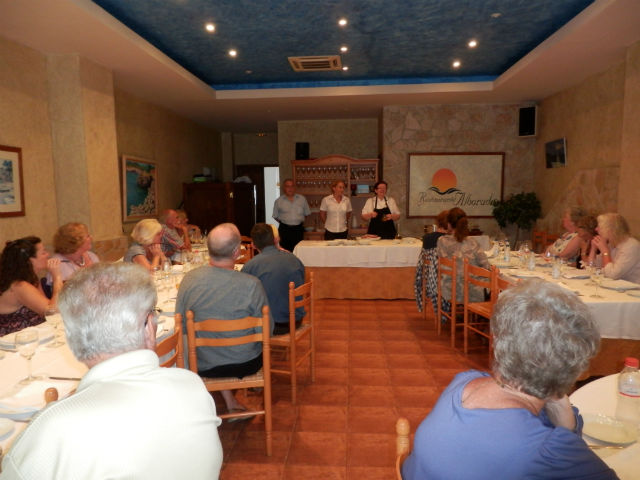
(292, 154, 379, 236)
(183, 182, 256, 236)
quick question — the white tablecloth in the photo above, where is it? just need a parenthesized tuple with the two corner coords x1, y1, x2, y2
(293, 239, 422, 267)
(569, 374, 640, 479)
(490, 258, 640, 340)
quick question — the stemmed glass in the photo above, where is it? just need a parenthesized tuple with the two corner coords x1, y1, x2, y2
(590, 267, 604, 298)
(45, 308, 65, 348)
(15, 329, 40, 384)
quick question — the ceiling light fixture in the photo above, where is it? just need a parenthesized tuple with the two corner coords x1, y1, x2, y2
(468, 39, 477, 48)
(205, 23, 215, 33)
(342, 66, 349, 71)
(340, 45, 348, 53)
(228, 49, 237, 57)
(491, 12, 502, 18)
(452, 60, 461, 68)
(338, 18, 348, 27)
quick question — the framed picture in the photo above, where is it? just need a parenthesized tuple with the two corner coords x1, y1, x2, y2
(407, 152, 504, 218)
(545, 138, 567, 168)
(121, 155, 158, 222)
(0, 145, 25, 217)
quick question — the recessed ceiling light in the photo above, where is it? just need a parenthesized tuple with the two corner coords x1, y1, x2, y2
(205, 23, 215, 33)
(468, 39, 477, 48)
(452, 60, 461, 68)
(491, 12, 501, 18)
(340, 46, 348, 53)
(338, 18, 348, 26)
(245, 70, 252, 74)
(342, 66, 349, 71)
(228, 49, 237, 57)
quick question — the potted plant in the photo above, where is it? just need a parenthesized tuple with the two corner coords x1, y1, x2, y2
(492, 192, 541, 245)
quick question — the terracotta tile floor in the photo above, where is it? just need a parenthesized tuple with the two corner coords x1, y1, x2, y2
(215, 299, 490, 479)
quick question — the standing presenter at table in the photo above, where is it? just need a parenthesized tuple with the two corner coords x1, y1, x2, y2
(272, 178, 310, 252)
(320, 180, 352, 240)
(361, 181, 400, 239)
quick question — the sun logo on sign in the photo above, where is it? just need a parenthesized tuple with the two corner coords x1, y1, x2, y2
(428, 168, 460, 195)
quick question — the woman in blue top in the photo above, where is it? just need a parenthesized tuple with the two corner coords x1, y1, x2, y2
(402, 279, 617, 480)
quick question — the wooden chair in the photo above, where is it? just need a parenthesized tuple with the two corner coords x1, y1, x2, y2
(185, 306, 272, 456)
(237, 236, 255, 263)
(531, 229, 547, 253)
(156, 320, 184, 368)
(463, 259, 497, 356)
(270, 272, 315, 404)
(395, 417, 411, 480)
(422, 252, 431, 324)
(437, 256, 464, 347)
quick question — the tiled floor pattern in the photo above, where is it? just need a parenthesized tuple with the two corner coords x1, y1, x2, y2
(215, 299, 490, 479)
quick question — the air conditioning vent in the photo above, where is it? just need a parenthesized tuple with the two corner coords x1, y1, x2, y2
(288, 55, 342, 72)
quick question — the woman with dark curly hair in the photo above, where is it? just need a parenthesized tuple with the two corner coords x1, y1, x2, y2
(0, 236, 62, 336)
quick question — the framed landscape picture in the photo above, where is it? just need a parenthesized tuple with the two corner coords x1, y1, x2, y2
(407, 152, 504, 218)
(0, 145, 25, 217)
(121, 155, 158, 222)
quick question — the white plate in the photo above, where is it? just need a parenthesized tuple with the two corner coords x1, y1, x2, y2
(562, 269, 590, 280)
(626, 290, 640, 298)
(0, 405, 39, 421)
(327, 240, 343, 246)
(0, 417, 15, 441)
(511, 272, 542, 279)
(600, 279, 640, 292)
(582, 414, 638, 445)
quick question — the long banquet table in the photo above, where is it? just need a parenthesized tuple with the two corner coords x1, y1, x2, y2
(491, 255, 640, 377)
(293, 239, 422, 299)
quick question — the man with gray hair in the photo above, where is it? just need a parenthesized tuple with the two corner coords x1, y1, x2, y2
(176, 222, 272, 418)
(1, 263, 223, 479)
(159, 208, 191, 260)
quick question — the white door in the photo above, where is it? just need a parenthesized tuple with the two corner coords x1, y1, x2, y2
(264, 167, 280, 226)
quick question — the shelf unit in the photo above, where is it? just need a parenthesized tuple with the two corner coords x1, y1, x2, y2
(292, 154, 379, 236)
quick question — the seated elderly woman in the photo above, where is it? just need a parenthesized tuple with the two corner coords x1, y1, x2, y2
(437, 207, 489, 304)
(0, 237, 62, 336)
(124, 219, 167, 272)
(546, 206, 587, 261)
(45, 223, 99, 291)
(402, 280, 616, 480)
(589, 212, 640, 283)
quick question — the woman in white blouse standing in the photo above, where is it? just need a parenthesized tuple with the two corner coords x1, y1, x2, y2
(361, 180, 401, 239)
(319, 180, 352, 240)
(589, 213, 640, 283)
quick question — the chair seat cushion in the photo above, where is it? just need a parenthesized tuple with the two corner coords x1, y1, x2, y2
(270, 323, 311, 345)
(201, 368, 263, 385)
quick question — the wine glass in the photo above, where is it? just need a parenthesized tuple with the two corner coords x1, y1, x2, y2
(590, 267, 604, 298)
(45, 308, 64, 348)
(15, 329, 40, 384)
(543, 250, 554, 267)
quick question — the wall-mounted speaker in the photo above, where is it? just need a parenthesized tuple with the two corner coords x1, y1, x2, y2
(518, 106, 537, 137)
(295, 142, 309, 160)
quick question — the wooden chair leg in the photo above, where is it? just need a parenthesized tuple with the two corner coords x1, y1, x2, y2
(290, 343, 297, 405)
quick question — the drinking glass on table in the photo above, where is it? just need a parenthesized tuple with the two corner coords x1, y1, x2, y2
(45, 308, 64, 348)
(15, 329, 40, 384)
(590, 267, 604, 298)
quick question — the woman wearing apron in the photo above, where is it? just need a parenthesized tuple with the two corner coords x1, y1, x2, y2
(361, 181, 401, 239)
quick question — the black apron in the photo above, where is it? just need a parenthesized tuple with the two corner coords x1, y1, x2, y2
(367, 196, 397, 239)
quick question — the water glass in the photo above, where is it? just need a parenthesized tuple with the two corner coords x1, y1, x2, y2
(45, 308, 65, 348)
(590, 267, 604, 298)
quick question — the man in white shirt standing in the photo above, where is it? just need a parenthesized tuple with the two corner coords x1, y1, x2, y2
(272, 178, 310, 252)
(1, 263, 223, 480)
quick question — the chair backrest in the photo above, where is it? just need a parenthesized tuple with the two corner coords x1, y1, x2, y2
(463, 259, 496, 302)
(238, 236, 255, 263)
(531, 229, 546, 253)
(395, 417, 411, 480)
(494, 274, 516, 298)
(289, 272, 314, 329)
(185, 306, 271, 374)
(437, 255, 457, 307)
(156, 319, 184, 368)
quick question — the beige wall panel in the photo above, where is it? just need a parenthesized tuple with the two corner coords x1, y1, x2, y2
(0, 36, 58, 246)
(233, 132, 278, 166)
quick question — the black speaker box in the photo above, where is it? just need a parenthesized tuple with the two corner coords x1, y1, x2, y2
(295, 142, 310, 160)
(518, 106, 536, 137)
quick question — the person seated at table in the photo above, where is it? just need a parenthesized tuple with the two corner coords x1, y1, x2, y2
(243, 223, 305, 336)
(1, 262, 223, 479)
(0, 237, 62, 336)
(361, 180, 400, 239)
(546, 206, 587, 261)
(415, 210, 449, 313)
(589, 212, 640, 283)
(176, 223, 272, 418)
(159, 208, 192, 261)
(44, 222, 99, 293)
(176, 209, 202, 243)
(402, 280, 616, 480)
(575, 214, 598, 269)
(319, 180, 352, 240)
(437, 207, 489, 304)
(124, 218, 167, 272)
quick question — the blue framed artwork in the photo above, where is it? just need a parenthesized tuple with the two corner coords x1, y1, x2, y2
(121, 155, 158, 222)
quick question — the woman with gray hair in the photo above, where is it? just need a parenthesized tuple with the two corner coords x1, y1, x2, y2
(402, 279, 616, 480)
(589, 212, 640, 283)
(123, 218, 167, 272)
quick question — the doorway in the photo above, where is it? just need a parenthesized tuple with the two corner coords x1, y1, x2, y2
(234, 165, 280, 224)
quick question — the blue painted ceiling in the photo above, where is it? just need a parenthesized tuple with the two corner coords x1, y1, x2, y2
(90, 0, 593, 91)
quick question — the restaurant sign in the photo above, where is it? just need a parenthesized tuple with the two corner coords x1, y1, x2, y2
(407, 152, 504, 218)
